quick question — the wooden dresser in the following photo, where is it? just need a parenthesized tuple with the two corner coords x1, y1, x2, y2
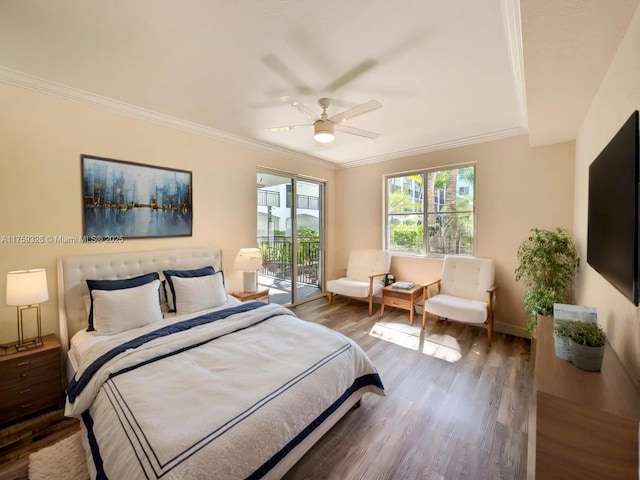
(528, 316, 640, 479)
(0, 335, 62, 425)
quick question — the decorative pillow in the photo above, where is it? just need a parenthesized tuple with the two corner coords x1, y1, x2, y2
(86, 272, 160, 331)
(172, 272, 227, 315)
(92, 279, 163, 336)
(158, 278, 169, 313)
(163, 266, 216, 312)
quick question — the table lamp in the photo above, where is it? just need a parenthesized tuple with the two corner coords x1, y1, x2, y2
(6, 268, 48, 350)
(234, 248, 262, 293)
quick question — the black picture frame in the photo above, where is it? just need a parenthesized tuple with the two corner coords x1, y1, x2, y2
(81, 154, 193, 239)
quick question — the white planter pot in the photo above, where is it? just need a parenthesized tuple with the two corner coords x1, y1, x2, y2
(554, 335, 571, 361)
(569, 340, 605, 371)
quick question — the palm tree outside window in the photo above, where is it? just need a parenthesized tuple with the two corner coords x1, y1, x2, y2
(384, 164, 476, 255)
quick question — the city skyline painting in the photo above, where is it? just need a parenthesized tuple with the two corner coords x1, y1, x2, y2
(81, 155, 192, 239)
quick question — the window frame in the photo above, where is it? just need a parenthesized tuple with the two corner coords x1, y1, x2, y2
(383, 162, 477, 257)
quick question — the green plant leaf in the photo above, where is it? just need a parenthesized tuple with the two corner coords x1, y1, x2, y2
(567, 321, 606, 347)
(515, 228, 579, 331)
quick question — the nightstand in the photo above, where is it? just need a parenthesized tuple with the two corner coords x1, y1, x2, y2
(0, 334, 62, 425)
(230, 289, 270, 303)
(380, 284, 424, 325)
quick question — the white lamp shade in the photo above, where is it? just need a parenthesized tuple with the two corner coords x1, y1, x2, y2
(6, 269, 49, 306)
(234, 248, 262, 270)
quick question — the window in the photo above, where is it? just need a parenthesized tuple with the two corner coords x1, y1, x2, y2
(385, 165, 475, 255)
(297, 194, 319, 210)
(257, 189, 280, 207)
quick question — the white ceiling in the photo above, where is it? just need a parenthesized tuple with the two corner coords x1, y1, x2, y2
(0, 0, 637, 168)
(522, 0, 639, 147)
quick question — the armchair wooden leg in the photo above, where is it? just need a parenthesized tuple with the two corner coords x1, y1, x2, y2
(421, 309, 427, 329)
(368, 296, 373, 316)
(487, 313, 493, 346)
(328, 292, 334, 304)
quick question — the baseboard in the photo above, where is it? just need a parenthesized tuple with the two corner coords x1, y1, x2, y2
(333, 296, 531, 339)
(494, 321, 530, 339)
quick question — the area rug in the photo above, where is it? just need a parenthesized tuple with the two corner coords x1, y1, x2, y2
(28, 431, 89, 480)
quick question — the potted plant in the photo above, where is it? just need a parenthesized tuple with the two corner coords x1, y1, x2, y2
(553, 319, 573, 360)
(553, 320, 574, 360)
(515, 228, 580, 331)
(567, 321, 607, 371)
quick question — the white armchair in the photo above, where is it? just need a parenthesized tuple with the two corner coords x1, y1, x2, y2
(422, 255, 497, 345)
(326, 249, 392, 316)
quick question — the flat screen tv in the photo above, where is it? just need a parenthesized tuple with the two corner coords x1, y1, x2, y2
(587, 110, 639, 306)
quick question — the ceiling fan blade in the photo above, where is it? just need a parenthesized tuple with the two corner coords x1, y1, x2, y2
(323, 98, 357, 109)
(280, 96, 319, 121)
(264, 124, 312, 132)
(329, 100, 382, 124)
(335, 124, 380, 139)
(262, 54, 313, 95)
(323, 58, 378, 92)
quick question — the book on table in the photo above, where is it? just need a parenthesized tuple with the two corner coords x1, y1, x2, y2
(392, 281, 415, 290)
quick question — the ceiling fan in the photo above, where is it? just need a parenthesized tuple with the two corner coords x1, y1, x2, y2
(265, 96, 382, 143)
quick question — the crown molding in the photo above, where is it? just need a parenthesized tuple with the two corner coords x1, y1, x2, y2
(338, 126, 528, 169)
(501, 0, 529, 131)
(0, 66, 337, 171)
(0, 63, 528, 171)
(333, 0, 529, 170)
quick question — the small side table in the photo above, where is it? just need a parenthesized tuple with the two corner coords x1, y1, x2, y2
(0, 334, 62, 425)
(380, 284, 424, 325)
(230, 289, 270, 303)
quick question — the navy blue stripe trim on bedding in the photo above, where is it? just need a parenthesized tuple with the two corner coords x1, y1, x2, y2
(110, 308, 281, 383)
(68, 301, 265, 403)
(82, 410, 109, 480)
(109, 343, 354, 477)
(103, 381, 152, 480)
(247, 373, 385, 480)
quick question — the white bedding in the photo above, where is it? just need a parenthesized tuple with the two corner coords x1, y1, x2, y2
(69, 296, 241, 360)
(65, 301, 384, 479)
(66, 295, 242, 380)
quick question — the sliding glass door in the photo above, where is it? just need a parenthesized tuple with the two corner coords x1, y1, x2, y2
(256, 170, 324, 305)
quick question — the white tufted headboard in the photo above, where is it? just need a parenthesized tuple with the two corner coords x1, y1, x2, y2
(57, 247, 223, 355)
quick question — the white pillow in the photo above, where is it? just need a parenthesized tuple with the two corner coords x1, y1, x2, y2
(172, 272, 227, 315)
(92, 279, 163, 336)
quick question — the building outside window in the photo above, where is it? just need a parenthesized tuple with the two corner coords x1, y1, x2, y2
(385, 164, 476, 255)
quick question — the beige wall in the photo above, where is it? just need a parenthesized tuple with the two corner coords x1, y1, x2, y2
(0, 79, 577, 344)
(574, 5, 640, 384)
(333, 135, 575, 336)
(0, 83, 336, 343)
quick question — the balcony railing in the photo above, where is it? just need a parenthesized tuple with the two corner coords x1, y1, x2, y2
(257, 236, 320, 286)
(257, 190, 280, 207)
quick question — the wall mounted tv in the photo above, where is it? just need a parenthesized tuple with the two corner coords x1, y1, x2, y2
(587, 110, 639, 306)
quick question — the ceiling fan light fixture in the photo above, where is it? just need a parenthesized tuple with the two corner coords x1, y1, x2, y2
(314, 120, 334, 143)
(267, 97, 380, 142)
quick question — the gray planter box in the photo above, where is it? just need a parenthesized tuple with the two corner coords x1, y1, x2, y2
(569, 340, 605, 371)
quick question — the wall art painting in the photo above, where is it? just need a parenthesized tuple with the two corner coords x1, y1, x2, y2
(82, 155, 192, 239)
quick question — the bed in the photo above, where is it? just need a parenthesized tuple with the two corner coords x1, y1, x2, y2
(58, 247, 384, 479)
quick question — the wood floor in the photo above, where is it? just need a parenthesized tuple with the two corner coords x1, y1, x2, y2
(283, 297, 531, 480)
(0, 296, 530, 480)
(0, 410, 79, 480)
